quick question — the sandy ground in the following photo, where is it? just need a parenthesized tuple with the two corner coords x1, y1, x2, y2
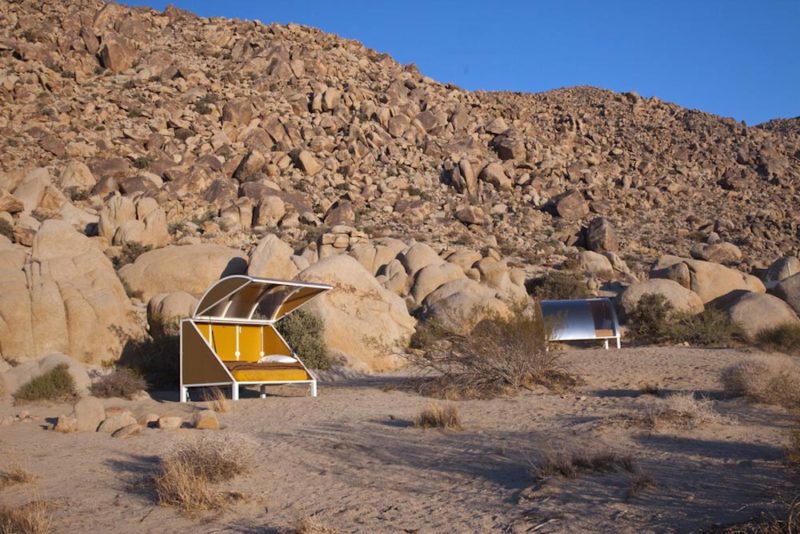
(1, 346, 797, 533)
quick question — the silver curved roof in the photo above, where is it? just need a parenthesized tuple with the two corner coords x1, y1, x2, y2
(539, 298, 620, 341)
(193, 275, 332, 322)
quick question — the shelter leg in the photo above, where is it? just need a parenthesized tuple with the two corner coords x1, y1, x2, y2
(232, 383, 239, 401)
(180, 386, 187, 403)
(616, 337, 621, 349)
(603, 339, 609, 350)
(310, 381, 317, 397)
(260, 385, 267, 399)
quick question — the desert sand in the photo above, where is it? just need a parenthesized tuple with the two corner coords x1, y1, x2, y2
(0, 346, 796, 533)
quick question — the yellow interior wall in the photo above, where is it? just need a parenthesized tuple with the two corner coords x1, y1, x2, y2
(195, 323, 291, 361)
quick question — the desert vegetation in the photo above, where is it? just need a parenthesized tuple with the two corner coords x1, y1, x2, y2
(275, 310, 331, 370)
(13, 364, 77, 403)
(756, 323, 800, 356)
(413, 403, 463, 431)
(0, 501, 51, 534)
(643, 392, 724, 430)
(530, 271, 591, 300)
(0, 466, 35, 489)
(89, 368, 147, 399)
(720, 355, 800, 408)
(410, 312, 576, 400)
(201, 387, 231, 413)
(531, 448, 636, 482)
(627, 293, 740, 346)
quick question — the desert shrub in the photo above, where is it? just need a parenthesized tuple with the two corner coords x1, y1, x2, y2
(0, 219, 14, 242)
(0, 501, 51, 534)
(276, 310, 330, 370)
(756, 323, 800, 356)
(132, 155, 153, 169)
(201, 387, 230, 413)
(410, 313, 577, 400)
(786, 422, 800, 466)
(0, 466, 35, 489)
(153, 433, 258, 512)
(414, 403, 463, 431)
(114, 242, 152, 268)
(627, 472, 658, 499)
(643, 392, 723, 429)
(627, 293, 739, 346)
(531, 271, 591, 300)
(117, 335, 179, 389)
(532, 449, 635, 481)
(721, 355, 800, 409)
(67, 188, 90, 202)
(90, 368, 147, 399)
(14, 364, 76, 403)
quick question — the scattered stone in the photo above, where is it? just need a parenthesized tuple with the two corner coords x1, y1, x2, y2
(74, 396, 105, 432)
(97, 412, 138, 434)
(192, 409, 220, 430)
(112, 423, 142, 438)
(554, 190, 589, 220)
(157, 416, 183, 430)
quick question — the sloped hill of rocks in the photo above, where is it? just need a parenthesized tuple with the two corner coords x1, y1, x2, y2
(1, 0, 800, 371)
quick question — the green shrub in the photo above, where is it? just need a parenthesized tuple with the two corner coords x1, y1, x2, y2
(117, 335, 179, 389)
(0, 219, 14, 242)
(627, 293, 739, 346)
(756, 323, 800, 356)
(90, 368, 148, 398)
(132, 155, 153, 169)
(532, 271, 591, 300)
(114, 242, 152, 268)
(276, 310, 330, 370)
(14, 364, 77, 403)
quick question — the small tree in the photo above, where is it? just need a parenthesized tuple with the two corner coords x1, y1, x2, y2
(276, 310, 331, 370)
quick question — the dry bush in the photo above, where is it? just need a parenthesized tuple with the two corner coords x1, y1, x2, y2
(638, 382, 661, 396)
(532, 448, 635, 481)
(644, 392, 723, 429)
(413, 403, 463, 431)
(0, 501, 51, 534)
(627, 472, 658, 499)
(410, 313, 577, 400)
(720, 355, 800, 409)
(90, 368, 147, 399)
(13, 364, 77, 403)
(153, 433, 258, 512)
(786, 423, 800, 466)
(0, 466, 35, 489)
(756, 323, 800, 356)
(202, 387, 230, 413)
(531, 271, 591, 300)
(292, 516, 339, 534)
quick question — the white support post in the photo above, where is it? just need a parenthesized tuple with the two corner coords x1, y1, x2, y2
(616, 336, 621, 349)
(232, 383, 239, 401)
(603, 339, 609, 350)
(180, 386, 188, 403)
(310, 381, 317, 397)
(260, 385, 267, 399)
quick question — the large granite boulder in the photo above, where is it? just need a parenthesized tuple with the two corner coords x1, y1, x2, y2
(421, 279, 512, 335)
(247, 234, 298, 280)
(773, 273, 800, 315)
(118, 244, 247, 301)
(0, 220, 139, 364)
(651, 255, 765, 303)
(297, 255, 416, 372)
(716, 291, 800, 340)
(618, 279, 705, 317)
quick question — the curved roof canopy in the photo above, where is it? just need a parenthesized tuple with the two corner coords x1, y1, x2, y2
(193, 275, 332, 322)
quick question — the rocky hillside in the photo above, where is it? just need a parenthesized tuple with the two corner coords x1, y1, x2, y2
(1, 0, 800, 369)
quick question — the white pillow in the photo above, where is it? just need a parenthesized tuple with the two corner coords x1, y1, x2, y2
(259, 354, 297, 364)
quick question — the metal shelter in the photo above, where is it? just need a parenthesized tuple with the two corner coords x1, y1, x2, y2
(539, 298, 621, 349)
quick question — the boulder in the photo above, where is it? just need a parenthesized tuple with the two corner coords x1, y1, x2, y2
(767, 257, 800, 284)
(297, 255, 416, 372)
(0, 221, 138, 363)
(12, 168, 50, 212)
(650, 255, 765, 303)
(578, 251, 614, 277)
(112, 423, 142, 438)
(773, 273, 800, 315)
(157, 416, 183, 430)
(118, 244, 247, 301)
(454, 205, 488, 225)
(410, 263, 466, 306)
(716, 291, 800, 340)
(585, 217, 618, 253)
(690, 242, 742, 264)
(247, 234, 298, 280)
(554, 190, 589, 220)
(0, 190, 24, 214)
(60, 161, 96, 192)
(147, 292, 198, 338)
(422, 279, 511, 335)
(54, 414, 78, 433)
(98, 411, 138, 434)
(478, 162, 512, 190)
(295, 150, 322, 175)
(99, 37, 136, 72)
(618, 279, 704, 317)
(398, 243, 444, 277)
(475, 258, 528, 304)
(74, 396, 105, 432)
(192, 409, 219, 430)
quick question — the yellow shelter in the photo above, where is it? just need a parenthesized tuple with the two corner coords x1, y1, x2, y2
(180, 275, 332, 402)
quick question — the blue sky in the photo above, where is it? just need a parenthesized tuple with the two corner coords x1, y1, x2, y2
(124, 0, 799, 125)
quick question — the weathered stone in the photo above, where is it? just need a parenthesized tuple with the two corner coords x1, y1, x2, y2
(651, 255, 765, 303)
(157, 416, 183, 430)
(773, 273, 800, 315)
(454, 205, 488, 225)
(585, 217, 618, 253)
(618, 279, 704, 317)
(99, 37, 136, 73)
(690, 242, 742, 264)
(112, 423, 142, 438)
(717, 291, 800, 340)
(98, 412, 137, 434)
(554, 190, 589, 220)
(295, 150, 322, 175)
(74, 396, 105, 432)
(54, 414, 78, 433)
(248, 234, 298, 280)
(192, 409, 219, 430)
(147, 292, 198, 339)
(479, 162, 512, 190)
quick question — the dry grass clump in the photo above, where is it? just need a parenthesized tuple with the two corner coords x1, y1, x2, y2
(644, 392, 724, 429)
(0, 501, 51, 534)
(0, 466, 35, 489)
(756, 323, 800, 356)
(13, 364, 77, 403)
(627, 472, 658, 499)
(785, 423, 800, 466)
(201, 387, 230, 413)
(413, 403, 463, 431)
(720, 355, 800, 409)
(532, 448, 635, 481)
(531, 271, 591, 300)
(292, 516, 339, 534)
(410, 313, 578, 400)
(153, 433, 258, 512)
(638, 382, 661, 396)
(90, 368, 147, 399)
